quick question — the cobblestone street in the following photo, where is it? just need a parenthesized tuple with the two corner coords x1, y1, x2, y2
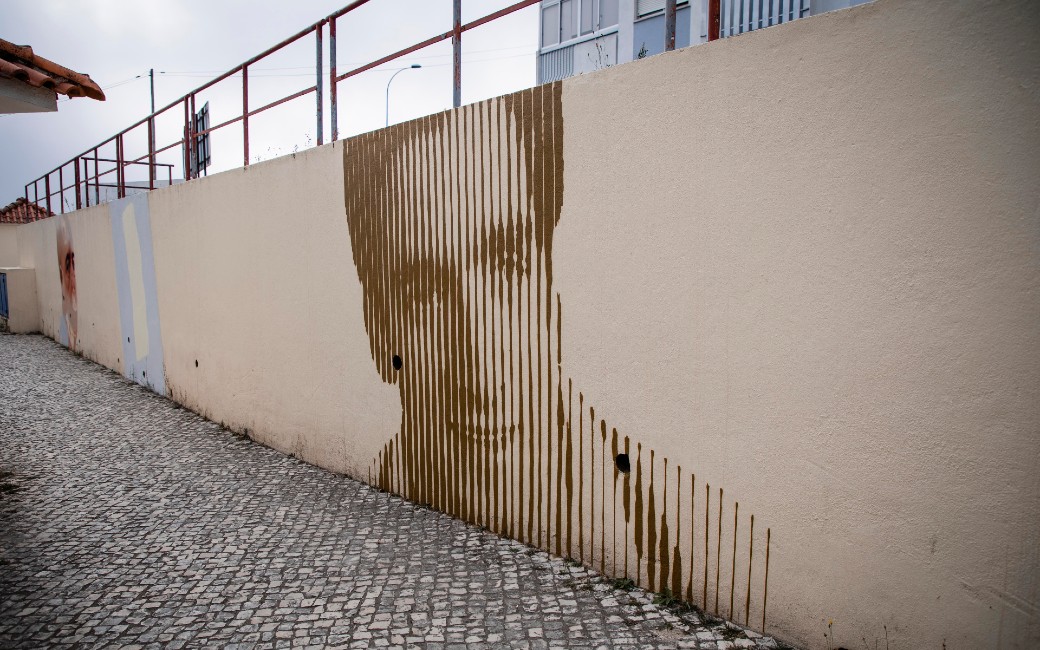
(0, 334, 784, 649)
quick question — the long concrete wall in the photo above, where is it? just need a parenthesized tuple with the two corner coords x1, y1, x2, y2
(6, 0, 1038, 647)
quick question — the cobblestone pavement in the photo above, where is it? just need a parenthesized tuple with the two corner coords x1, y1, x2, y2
(0, 334, 787, 649)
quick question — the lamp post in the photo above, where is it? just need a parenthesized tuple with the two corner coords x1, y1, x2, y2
(386, 64, 422, 127)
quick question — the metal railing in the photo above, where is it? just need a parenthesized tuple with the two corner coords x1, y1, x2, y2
(24, 0, 542, 215)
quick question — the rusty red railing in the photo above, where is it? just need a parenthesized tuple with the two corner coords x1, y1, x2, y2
(24, 0, 543, 215)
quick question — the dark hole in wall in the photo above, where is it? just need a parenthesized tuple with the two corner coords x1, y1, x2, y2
(615, 453, 631, 473)
(195, 360, 199, 368)
(392, 354, 402, 371)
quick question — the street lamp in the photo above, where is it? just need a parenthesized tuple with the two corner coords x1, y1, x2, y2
(386, 64, 422, 127)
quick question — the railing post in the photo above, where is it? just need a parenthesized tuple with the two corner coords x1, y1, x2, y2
(116, 134, 125, 199)
(316, 21, 324, 146)
(708, 0, 720, 40)
(74, 158, 82, 210)
(93, 149, 100, 205)
(329, 17, 338, 142)
(44, 174, 51, 215)
(243, 65, 250, 167)
(665, 0, 676, 51)
(190, 94, 197, 180)
(82, 158, 89, 208)
(148, 116, 156, 190)
(58, 165, 65, 214)
(183, 98, 190, 181)
(452, 0, 462, 108)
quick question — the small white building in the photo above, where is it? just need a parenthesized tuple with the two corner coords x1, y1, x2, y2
(537, 0, 873, 83)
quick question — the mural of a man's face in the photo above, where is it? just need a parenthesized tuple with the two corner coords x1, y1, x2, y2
(56, 219, 78, 349)
(342, 83, 768, 619)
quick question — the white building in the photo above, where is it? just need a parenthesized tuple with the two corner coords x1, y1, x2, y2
(537, 0, 873, 83)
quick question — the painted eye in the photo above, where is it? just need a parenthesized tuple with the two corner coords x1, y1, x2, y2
(392, 354, 402, 370)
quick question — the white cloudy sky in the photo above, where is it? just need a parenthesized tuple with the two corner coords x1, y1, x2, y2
(0, 0, 539, 208)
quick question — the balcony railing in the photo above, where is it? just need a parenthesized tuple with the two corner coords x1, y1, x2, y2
(23, 0, 542, 215)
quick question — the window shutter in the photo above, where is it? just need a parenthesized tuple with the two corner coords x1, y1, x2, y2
(636, 0, 665, 16)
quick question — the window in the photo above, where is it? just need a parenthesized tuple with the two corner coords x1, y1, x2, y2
(542, 0, 619, 48)
(542, 2, 560, 46)
(561, 0, 576, 41)
(580, 0, 594, 34)
(636, 0, 688, 18)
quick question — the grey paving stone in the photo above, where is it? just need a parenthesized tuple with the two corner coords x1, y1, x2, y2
(0, 333, 786, 649)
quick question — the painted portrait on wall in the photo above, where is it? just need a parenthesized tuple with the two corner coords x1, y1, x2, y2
(342, 82, 770, 624)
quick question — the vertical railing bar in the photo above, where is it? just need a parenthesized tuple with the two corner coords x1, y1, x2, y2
(316, 21, 324, 146)
(709, 0, 720, 40)
(452, 0, 462, 108)
(148, 117, 156, 191)
(243, 65, 250, 167)
(330, 17, 338, 142)
(82, 158, 89, 208)
(116, 134, 124, 199)
(183, 98, 190, 181)
(75, 157, 82, 210)
(44, 174, 51, 216)
(58, 165, 64, 214)
(190, 94, 197, 181)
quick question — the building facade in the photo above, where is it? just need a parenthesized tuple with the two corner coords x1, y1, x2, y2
(537, 0, 872, 83)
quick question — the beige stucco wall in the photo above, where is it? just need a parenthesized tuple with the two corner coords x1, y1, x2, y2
(0, 224, 19, 267)
(10, 208, 122, 370)
(147, 143, 398, 480)
(555, 0, 1040, 648)
(0, 268, 39, 333)
(5, 0, 1037, 648)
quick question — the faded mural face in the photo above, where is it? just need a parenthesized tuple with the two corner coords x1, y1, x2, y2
(56, 217, 77, 350)
(343, 83, 772, 629)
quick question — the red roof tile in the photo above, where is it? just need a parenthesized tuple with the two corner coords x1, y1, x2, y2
(0, 197, 54, 224)
(0, 39, 105, 101)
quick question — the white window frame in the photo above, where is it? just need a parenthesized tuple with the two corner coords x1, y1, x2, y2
(540, 0, 620, 51)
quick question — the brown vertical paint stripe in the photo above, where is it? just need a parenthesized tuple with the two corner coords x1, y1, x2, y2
(687, 473, 695, 603)
(715, 487, 723, 613)
(747, 514, 755, 626)
(763, 527, 771, 633)
(341, 82, 773, 631)
(730, 502, 739, 619)
(704, 483, 710, 609)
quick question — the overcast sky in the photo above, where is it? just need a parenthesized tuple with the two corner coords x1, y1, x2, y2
(0, 0, 539, 208)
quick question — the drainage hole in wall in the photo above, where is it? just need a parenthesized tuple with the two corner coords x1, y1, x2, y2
(615, 453, 631, 473)
(392, 354, 402, 371)
(195, 360, 199, 368)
